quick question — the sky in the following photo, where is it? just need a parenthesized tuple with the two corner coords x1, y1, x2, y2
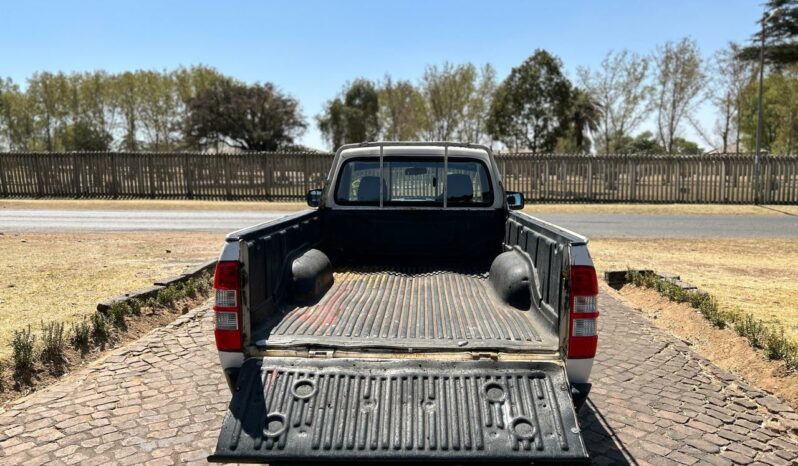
(0, 0, 765, 151)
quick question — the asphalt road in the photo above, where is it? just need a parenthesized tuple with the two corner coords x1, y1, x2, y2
(2, 208, 798, 238)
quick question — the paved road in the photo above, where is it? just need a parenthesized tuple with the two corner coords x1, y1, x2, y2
(1, 292, 797, 465)
(3, 208, 798, 238)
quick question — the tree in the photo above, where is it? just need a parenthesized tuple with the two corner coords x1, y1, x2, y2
(702, 43, 755, 152)
(0, 79, 36, 150)
(615, 131, 664, 153)
(317, 79, 380, 149)
(739, 0, 798, 65)
(60, 121, 112, 151)
(458, 64, 497, 144)
(567, 88, 602, 153)
(487, 50, 573, 152)
(26, 72, 71, 151)
(419, 63, 477, 141)
(739, 68, 798, 154)
(577, 50, 651, 153)
(184, 80, 307, 151)
(651, 38, 706, 154)
(379, 76, 425, 141)
(111, 71, 141, 151)
(137, 70, 180, 150)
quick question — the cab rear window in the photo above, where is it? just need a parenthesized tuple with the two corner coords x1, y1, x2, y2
(334, 157, 493, 207)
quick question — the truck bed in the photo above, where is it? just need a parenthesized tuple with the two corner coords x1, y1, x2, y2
(255, 267, 558, 351)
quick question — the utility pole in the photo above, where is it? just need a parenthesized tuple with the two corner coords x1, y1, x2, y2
(755, 7, 781, 204)
(755, 12, 767, 204)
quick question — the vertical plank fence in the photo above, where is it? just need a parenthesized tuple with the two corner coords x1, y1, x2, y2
(1, 151, 797, 204)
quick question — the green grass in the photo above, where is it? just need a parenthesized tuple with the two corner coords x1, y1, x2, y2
(626, 270, 798, 370)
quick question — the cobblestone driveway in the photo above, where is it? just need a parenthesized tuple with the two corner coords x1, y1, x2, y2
(1, 292, 798, 465)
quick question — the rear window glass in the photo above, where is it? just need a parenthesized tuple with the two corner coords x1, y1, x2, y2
(334, 157, 493, 207)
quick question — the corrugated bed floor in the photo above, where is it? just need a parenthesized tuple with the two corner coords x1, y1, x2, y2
(264, 267, 554, 350)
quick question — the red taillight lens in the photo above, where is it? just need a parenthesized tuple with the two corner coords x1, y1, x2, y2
(568, 265, 599, 359)
(213, 261, 242, 351)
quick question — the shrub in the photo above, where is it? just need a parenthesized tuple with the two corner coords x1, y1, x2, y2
(11, 325, 36, 375)
(626, 268, 798, 371)
(40, 321, 67, 363)
(145, 297, 158, 309)
(128, 298, 142, 316)
(195, 272, 212, 295)
(156, 286, 178, 307)
(92, 311, 109, 342)
(107, 302, 128, 330)
(734, 314, 767, 349)
(71, 319, 91, 350)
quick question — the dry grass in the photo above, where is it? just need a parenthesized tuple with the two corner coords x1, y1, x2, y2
(0, 199, 307, 212)
(590, 238, 798, 339)
(5, 199, 798, 216)
(524, 203, 798, 216)
(0, 232, 221, 358)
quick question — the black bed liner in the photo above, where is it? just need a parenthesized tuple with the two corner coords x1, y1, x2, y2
(209, 357, 589, 464)
(256, 267, 558, 351)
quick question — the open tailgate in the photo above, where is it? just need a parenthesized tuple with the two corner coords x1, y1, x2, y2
(209, 358, 589, 464)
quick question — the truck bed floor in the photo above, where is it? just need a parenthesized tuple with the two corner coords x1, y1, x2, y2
(258, 267, 556, 351)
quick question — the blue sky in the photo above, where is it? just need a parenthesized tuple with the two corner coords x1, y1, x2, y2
(0, 0, 764, 150)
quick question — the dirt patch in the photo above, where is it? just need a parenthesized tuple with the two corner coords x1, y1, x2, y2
(590, 238, 798, 339)
(611, 283, 798, 409)
(0, 232, 221, 358)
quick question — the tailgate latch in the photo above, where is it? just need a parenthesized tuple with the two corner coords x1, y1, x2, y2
(472, 352, 499, 360)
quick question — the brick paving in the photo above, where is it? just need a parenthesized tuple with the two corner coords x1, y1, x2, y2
(1, 293, 797, 465)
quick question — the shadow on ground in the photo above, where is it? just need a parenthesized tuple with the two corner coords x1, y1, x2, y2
(579, 399, 636, 465)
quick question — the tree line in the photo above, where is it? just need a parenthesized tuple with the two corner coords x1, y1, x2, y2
(0, 66, 307, 152)
(2, 0, 797, 155)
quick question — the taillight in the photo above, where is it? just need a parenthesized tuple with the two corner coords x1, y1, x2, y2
(568, 265, 599, 359)
(213, 261, 243, 351)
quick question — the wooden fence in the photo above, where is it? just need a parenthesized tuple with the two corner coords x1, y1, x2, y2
(1, 152, 798, 204)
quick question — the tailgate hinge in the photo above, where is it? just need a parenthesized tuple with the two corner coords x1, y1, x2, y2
(308, 349, 335, 358)
(472, 351, 499, 360)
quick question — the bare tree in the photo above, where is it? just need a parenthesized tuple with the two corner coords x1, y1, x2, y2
(651, 38, 707, 154)
(708, 43, 755, 152)
(577, 50, 651, 153)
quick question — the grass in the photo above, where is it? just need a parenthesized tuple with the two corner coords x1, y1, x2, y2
(0, 231, 221, 358)
(626, 270, 798, 370)
(0, 199, 307, 212)
(2, 271, 215, 392)
(5, 199, 798, 216)
(589, 238, 798, 341)
(524, 203, 798, 216)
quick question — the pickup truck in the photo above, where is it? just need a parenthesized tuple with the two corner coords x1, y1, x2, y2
(208, 142, 598, 464)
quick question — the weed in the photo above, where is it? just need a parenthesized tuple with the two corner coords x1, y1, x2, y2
(92, 311, 109, 342)
(128, 298, 142, 316)
(156, 286, 177, 307)
(145, 297, 158, 309)
(107, 302, 128, 330)
(40, 321, 67, 364)
(71, 318, 91, 350)
(11, 325, 36, 375)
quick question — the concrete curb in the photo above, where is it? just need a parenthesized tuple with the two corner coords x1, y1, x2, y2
(97, 259, 217, 312)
